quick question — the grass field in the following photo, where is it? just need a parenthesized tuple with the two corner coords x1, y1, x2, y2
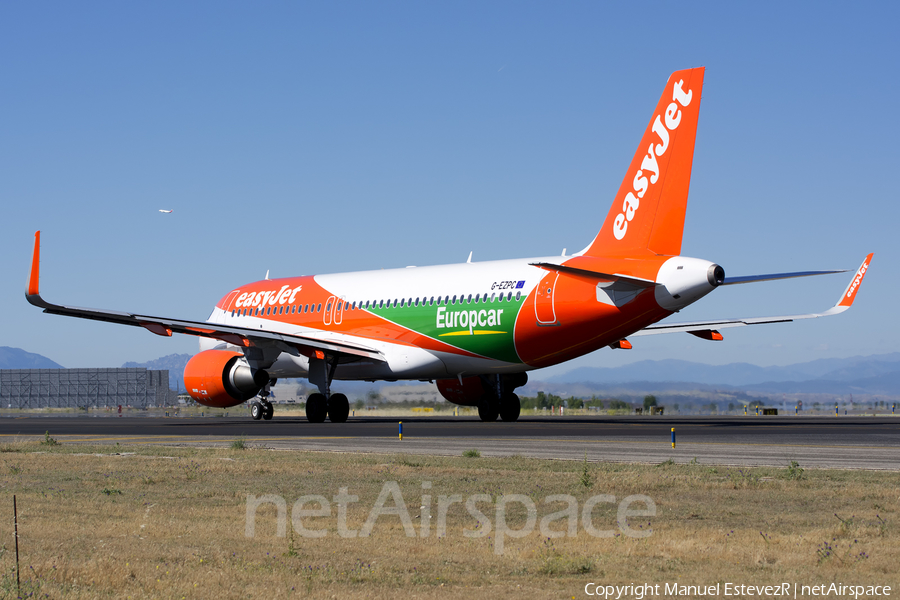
(0, 440, 896, 598)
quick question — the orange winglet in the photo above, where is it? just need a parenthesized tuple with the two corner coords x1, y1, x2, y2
(837, 253, 874, 308)
(27, 231, 41, 297)
(610, 339, 632, 350)
(688, 329, 723, 341)
(140, 322, 173, 337)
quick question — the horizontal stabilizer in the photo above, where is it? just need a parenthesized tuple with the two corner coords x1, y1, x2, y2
(722, 270, 847, 286)
(635, 254, 873, 337)
(529, 262, 658, 288)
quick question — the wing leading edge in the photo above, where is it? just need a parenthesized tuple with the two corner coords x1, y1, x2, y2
(633, 254, 873, 338)
(24, 231, 384, 363)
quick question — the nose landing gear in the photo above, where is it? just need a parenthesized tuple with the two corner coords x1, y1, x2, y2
(250, 379, 275, 420)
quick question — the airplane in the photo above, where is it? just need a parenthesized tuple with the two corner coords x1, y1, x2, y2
(25, 67, 873, 423)
(158, 209, 173, 214)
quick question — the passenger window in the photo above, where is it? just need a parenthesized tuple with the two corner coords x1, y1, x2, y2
(415, 297, 420, 306)
(507, 292, 512, 301)
(400, 298, 405, 307)
(317, 303, 322, 312)
(467, 294, 472, 303)
(515, 291, 521, 301)
(445, 295, 450, 304)
(451, 295, 456, 305)
(490, 293, 495, 303)
(474, 295, 479, 304)
(231, 310, 234, 317)
(429, 296, 434, 305)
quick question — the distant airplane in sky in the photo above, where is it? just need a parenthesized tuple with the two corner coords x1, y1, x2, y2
(26, 67, 873, 424)
(158, 209, 173, 214)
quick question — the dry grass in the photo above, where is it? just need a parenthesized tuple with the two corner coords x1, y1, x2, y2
(0, 442, 895, 598)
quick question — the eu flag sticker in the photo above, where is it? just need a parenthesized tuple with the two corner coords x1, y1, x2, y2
(515, 280, 525, 289)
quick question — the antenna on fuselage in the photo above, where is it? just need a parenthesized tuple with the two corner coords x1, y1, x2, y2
(265, 270, 270, 280)
(466, 251, 473, 263)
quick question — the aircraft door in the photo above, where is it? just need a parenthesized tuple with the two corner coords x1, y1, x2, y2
(323, 296, 335, 325)
(334, 297, 345, 325)
(534, 272, 560, 325)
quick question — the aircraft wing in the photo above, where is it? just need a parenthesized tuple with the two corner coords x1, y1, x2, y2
(632, 254, 873, 338)
(24, 232, 384, 363)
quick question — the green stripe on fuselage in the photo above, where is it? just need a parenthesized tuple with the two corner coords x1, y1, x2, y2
(368, 298, 524, 363)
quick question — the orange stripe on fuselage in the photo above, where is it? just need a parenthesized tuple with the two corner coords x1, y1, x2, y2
(216, 277, 484, 359)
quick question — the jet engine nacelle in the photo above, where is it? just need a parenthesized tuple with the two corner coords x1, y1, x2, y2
(437, 373, 528, 406)
(436, 376, 485, 406)
(184, 349, 268, 408)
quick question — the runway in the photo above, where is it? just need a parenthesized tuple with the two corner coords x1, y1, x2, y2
(1, 415, 897, 470)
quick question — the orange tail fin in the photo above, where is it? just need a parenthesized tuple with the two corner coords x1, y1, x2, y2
(581, 67, 705, 258)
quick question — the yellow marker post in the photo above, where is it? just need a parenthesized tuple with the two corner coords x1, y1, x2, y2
(399, 421, 403, 441)
(671, 427, 675, 449)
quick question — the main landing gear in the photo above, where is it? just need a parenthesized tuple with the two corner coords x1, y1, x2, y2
(305, 392, 349, 423)
(478, 392, 520, 422)
(304, 351, 349, 423)
(477, 373, 525, 422)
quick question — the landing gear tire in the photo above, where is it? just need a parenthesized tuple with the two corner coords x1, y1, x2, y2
(477, 394, 499, 422)
(499, 393, 521, 422)
(250, 401, 263, 420)
(328, 393, 350, 423)
(262, 401, 274, 421)
(306, 393, 328, 423)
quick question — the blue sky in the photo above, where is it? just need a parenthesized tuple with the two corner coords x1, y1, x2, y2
(2, 2, 898, 377)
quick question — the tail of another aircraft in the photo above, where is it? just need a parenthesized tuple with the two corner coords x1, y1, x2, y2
(580, 67, 705, 258)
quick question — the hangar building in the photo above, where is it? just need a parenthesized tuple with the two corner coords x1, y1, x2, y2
(0, 368, 172, 409)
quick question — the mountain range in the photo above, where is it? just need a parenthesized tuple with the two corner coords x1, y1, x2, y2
(0, 347, 64, 369)
(545, 353, 900, 396)
(3, 346, 900, 397)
